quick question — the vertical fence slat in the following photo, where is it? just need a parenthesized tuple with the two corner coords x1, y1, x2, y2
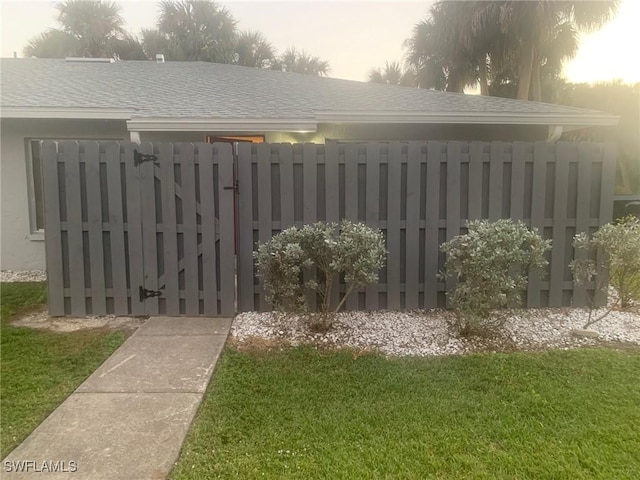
(217, 143, 236, 316)
(405, 142, 421, 309)
(325, 142, 340, 308)
(424, 142, 441, 308)
(468, 142, 484, 221)
(594, 143, 617, 306)
(257, 143, 273, 311)
(84, 142, 106, 315)
(573, 143, 594, 306)
(139, 142, 159, 315)
(511, 142, 526, 220)
(527, 142, 548, 307)
(303, 144, 318, 311)
(180, 143, 200, 315)
(198, 144, 219, 315)
(446, 142, 462, 304)
(105, 142, 128, 314)
(159, 143, 180, 315)
(124, 143, 145, 315)
(64, 141, 86, 314)
(325, 142, 340, 223)
(279, 144, 295, 230)
(365, 143, 380, 310)
(237, 142, 255, 312)
(344, 143, 359, 311)
(386, 143, 402, 310)
(549, 143, 571, 307)
(489, 142, 504, 221)
(42, 141, 65, 316)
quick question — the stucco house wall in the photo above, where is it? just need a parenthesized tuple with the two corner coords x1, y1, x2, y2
(1, 119, 128, 270)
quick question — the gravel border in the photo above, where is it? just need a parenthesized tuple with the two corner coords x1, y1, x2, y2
(232, 304, 640, 357)
(1, 270, 47, 282)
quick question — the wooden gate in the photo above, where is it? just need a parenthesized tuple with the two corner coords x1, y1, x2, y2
(42, 141, 235, 317)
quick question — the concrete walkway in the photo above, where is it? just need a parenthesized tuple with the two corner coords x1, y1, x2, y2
(2, 317, 232, 480)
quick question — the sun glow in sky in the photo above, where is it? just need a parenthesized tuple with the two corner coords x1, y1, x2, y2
(1, 0, 638, 86)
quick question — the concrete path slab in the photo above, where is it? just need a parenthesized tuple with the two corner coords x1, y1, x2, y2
(2, 316, 232, 480)
(77, 334, 226, 393)
(2, 393, 201, 480)
(137, 317, 232, 336)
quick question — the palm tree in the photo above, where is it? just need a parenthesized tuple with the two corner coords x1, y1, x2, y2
(24, 30, 78, 58)
(272, 47, 330, 76)
(368, 61, 414, 86)
(405, 1, 618, 99)
(234, 30, 276, 68)
(493, 1, 618, 100)
(404, 2, 483, 93)
(24, 0, 143, 59)
(150, 0, 237, 62)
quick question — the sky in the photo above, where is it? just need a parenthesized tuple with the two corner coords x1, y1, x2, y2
(1, 0, 639, 86)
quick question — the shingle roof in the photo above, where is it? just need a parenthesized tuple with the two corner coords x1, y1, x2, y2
(0, 58, 617, 126)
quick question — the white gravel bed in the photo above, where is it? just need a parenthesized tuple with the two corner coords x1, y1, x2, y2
(1, 270, 47, 282)
(232, 305, 640, 357)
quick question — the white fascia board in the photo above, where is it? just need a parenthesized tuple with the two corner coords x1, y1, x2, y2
(127, 117, 318, 132)
(0, 107, 134, 120)
(313, 111, 619, 126)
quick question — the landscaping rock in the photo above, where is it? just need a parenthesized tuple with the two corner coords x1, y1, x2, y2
(232, 306, 640, 357)
(570, 329, 600, 339)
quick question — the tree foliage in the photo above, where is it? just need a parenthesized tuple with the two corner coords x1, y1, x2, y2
(24, 0, 145, 60)
(368, 61, 415, 87)
(556, 81, 640, 195)
(272, 47, 331, 76)
(403, 1, 618, 99)
(142, 0, 237, 62)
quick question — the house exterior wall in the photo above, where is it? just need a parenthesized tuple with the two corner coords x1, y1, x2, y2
(0, 119, 128, 271)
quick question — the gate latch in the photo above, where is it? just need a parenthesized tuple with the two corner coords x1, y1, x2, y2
(139, 286, 163, 301)
(224, 180, 239, 194)
(133, 150, 159, 167)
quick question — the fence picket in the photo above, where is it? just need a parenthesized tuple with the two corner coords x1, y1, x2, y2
(84, 142, 106, 314)
(198, 143, 219, 315)
(42, 141, 64, 316)
(158, 143, 180, 315)
(63, 141, 86, 315)
(549, 143, 571, 307)
(386, 143, 402, 310)
(424, 142, 441, 308)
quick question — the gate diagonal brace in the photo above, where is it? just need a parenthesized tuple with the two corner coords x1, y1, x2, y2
(133, 150, 159, 167)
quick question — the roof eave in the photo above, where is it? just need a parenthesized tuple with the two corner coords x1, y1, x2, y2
(313, 111, 620, 127)
(126, 118, 318, 132)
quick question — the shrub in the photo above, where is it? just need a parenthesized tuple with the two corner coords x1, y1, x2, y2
(570, 215, 640, 311)
(440, 219, 551, 334)
(254, 220, 386, 314)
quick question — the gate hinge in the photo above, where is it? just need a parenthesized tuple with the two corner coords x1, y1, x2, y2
(139, 286, 163, 301)
(133, 150, 159, 167)
(224, 180, 239, 194)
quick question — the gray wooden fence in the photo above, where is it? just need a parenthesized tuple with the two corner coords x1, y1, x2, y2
(42, 141, 236, 317)
(236, 141, 617, 312)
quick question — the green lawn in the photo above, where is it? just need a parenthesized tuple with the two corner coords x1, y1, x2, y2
(0, 282, 127, 457)
(172, 345, 640, 480)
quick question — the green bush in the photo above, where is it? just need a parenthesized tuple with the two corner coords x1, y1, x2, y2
(254, 220, 386, 314)
(570, 215, 640, 309)
(440, 219, 551, 334)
